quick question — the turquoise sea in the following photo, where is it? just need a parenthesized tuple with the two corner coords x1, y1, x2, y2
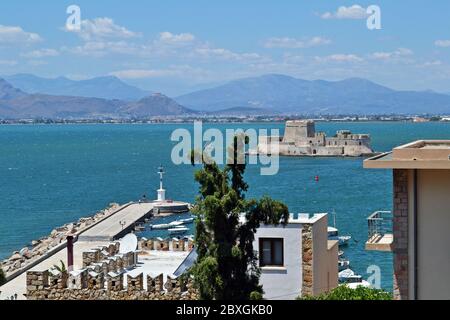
(1, 121, 449, 290)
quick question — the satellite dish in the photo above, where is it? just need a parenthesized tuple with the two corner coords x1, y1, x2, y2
(19, 247, 29, 256)
(119, 233, 138, 254)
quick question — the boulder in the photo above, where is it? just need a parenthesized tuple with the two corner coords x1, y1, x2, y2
(13, 260, 21, 269)
(10, 253, 22, 261)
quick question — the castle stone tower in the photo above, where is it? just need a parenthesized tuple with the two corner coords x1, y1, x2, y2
(283, 120, 316, 143)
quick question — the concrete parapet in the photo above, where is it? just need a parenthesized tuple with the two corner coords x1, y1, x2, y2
(68, 269, 88, 289)
(127, 273, 144, 291)
(107, 271, 124, 291)
(87, 271, 104, 290)
(147, 273, 164, 292)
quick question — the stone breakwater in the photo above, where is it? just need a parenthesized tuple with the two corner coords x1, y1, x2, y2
(1, 203, 121, 277)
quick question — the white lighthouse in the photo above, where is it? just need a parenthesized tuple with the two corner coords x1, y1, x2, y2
(156, 165, 166, 202)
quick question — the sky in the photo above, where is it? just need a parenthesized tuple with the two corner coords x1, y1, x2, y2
(0, 0, 450, 96)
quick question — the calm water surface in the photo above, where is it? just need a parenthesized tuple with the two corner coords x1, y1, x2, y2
(1, 121, 449, 290)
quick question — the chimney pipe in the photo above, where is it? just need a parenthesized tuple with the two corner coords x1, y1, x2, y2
(67, 235, 74, 271)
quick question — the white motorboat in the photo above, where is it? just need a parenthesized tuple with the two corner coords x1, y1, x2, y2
(328, 210, 352, 247)
(338, 259, 351, 271)
(168, 221, 184, 227)
(150, 223, 170, 230)
(179, 217, 194, 224)
(338, 268, 371, 288)
(168, 226, 189, 235)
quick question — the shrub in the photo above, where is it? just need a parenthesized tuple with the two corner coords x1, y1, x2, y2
(298, 285, 392, 300)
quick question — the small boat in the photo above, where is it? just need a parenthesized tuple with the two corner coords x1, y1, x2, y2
(338, 268, 371, 288)
(168, 221, 184, 227)
(134, 225, 145, 231)
(338, 258, 351, 271)
(179, 217, 194, 224)
(150, 223, 170, 230)
(338, 250, 345, 257)
(328, 225, 352, 247)
(168, 227, 189, 235)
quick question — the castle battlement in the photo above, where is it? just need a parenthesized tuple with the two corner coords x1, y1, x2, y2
(258, 120, 374, 157)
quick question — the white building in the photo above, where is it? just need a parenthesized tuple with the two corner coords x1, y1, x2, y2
(250, 213, 338, 300)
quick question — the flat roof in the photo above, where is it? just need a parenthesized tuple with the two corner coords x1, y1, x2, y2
(364, 140, 450, 169)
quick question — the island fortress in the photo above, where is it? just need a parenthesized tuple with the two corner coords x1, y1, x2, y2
(258, 120, 373, 157)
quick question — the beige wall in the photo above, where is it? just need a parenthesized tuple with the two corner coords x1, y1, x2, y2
(312, 215, 338, 295)
(414, 169, 450, 299)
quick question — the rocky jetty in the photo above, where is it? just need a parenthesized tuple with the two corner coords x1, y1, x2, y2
(0, 203, 120, 278)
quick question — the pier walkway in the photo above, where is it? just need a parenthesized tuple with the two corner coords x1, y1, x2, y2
(0, 202, 155, 300)
(78, 202, 154, 241)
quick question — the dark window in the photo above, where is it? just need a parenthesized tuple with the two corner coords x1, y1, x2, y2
(259, 238, 284, 267)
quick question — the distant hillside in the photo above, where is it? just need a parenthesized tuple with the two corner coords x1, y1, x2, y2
(211, 106, 278, 116)
(4, 74, 151, 101)
(120, 93, 196, 117)
(0, 78, 194, 119)
(175, 74, 450, 114)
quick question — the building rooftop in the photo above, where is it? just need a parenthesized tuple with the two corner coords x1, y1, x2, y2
(239, 213, 327, 225)
(364, 140, 450, 169)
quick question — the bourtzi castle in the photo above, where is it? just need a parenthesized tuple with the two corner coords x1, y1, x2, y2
(258, 120, 373, 157)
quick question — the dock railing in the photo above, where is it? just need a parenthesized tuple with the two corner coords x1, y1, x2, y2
(367, 211, 392, 241)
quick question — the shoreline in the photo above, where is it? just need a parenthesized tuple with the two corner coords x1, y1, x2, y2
(0, 119, 448, 126)
(0, 203, 121, 279)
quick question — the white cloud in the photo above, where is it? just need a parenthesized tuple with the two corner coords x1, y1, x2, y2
(321, 5, 368, 20)
(63, 28, 265, 65)
(264, 36, 331, 49)
(193, 45, 265, 62)
(0, 25, 41, 44)
(110, 69, 179, 79)
(369, 48, 413, 61)
(158, 32, 195, 45)
(66, 17, 140, 41)
(62, 41, 138, 57)
(435, 40, 450, 48)
(0, 59, 17, 66)
(316, 54, 364, 63)
(422, 60, 442, 67)
(110, 65, 209, 80)
(21, 48, 59, 58)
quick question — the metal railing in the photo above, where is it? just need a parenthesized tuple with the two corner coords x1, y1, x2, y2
(367, 211, 393, 240)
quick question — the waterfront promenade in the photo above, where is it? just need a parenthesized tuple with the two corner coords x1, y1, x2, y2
(0, 202, 155, 300)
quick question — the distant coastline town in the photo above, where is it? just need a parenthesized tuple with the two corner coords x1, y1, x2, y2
(1, 114, 450, 125)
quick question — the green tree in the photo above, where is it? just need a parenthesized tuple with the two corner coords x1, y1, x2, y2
(52, 260, 67, 273)
(0, 266, 6, 286)
(190, 135, 289, 300)
(298, 285, 392, 300)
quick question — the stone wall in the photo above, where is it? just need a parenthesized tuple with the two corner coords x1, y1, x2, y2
(26, 271, 198, 300)
(138, 237, 194, 252)
(301, 224, 314, 296)
(393, 169, 409, 300)
(2, 203, 121, 277)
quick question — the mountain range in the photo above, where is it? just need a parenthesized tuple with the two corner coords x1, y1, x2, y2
(176, 74, 450, 115)
(4, 74, 151, 101)
(1, 73, 450, 118)
(0, 78, 194, 119)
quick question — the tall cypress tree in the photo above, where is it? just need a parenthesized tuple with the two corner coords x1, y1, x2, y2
(190, 135, 289, 300)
